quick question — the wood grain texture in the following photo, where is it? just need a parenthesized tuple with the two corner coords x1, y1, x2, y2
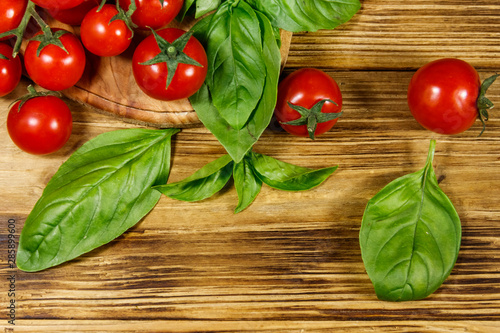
(2, 1, 500, 332)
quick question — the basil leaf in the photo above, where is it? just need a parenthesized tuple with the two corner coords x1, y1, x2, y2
(178, 0, 195, 21)
(195, 0, 221, 18)
(178, 0, 220, 20)
(153, 154, 233, 202)
(246, 0, 361, 32)
(205, 1, 267, 129)
(233, 156, 262, 213)
(249, 151, 338, 191)
(16, 128, 179, 272)
(359, 140, 461, 302)
(190, 11, 280, 163)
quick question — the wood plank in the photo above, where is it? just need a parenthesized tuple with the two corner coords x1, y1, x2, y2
(288, 0, 500, 70)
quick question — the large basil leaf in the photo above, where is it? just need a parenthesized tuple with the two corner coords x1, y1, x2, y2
(204, 1, 267, 129)
(153, 154, 233, 201)
(249, 151, 337, 191)
(246, 0, 361, 32)
(190, 10, 281, 163)
(233, 156, 262, 213)
(359, 140, 461, 302)
(16, 128, 179, 272)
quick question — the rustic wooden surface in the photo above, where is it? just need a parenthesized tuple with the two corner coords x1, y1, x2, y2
(2, 0, 500, 332)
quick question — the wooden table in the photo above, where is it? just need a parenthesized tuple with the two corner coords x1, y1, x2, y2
(2, 1, 500, 332)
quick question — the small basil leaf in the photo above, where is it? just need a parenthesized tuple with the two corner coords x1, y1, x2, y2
(153, 154, 234, 202)
(233, 156, 262, 213)
(16, 128, 179, 272)
(249, 151, 338, 191)
(246, 0, 361, 32)
(205, 1, 267, 129)
(190, 11, 280, 163)
(195, 0, 221, 18)
(177, 0, 195, 21)
(359, 140, 461, 302)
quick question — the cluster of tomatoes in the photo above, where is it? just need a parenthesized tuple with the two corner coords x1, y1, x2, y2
(1, 0, 208, 155)
(1, 1, 497, 155)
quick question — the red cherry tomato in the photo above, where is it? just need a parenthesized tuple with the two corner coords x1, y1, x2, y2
(274, 68, 343, 138)
(120, 0, 183, 30)
(24, 29, 86, 91)
(80, 4, 132, 57)
(0, 0, 28, 40)
(132, 28, 208, 101)
(407, 58, 491, 135)
(46, 0, 99, 26)
(7, 96, 73, 155)
(31, 0, 84, 11)
(0, 43, 22, 97)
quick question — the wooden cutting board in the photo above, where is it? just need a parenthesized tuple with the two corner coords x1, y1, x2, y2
(41, 15, 293, 128)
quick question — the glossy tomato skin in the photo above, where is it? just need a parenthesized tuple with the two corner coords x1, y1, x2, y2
(407, 58, 481, 135)
(132, 28, 208, 101)
(275, 68, 343, 137)
(24, 29, 86, 91)
(0, 0, 28, 40)
(7, 96, 73, 155)
(31, 0, 84, 10)
(47, 0, 99, 26)
(120, 0, 183, 30)
(0, 43, 22, 97)
(80, 4, 132, 57)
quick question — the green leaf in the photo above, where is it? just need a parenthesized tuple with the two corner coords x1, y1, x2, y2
(233, 156, 262, 213)
(204, 1, 267, 129)
(246, 0, 361, 32)
(249, 151, 338, 191)
(196, 0, 221, 18)
(190, 10, 280, 163)
(359, 140, 461, 302)
(154, 154, 233, 202)
(16, 128, 179, 272)
(177, 0, 196, 21)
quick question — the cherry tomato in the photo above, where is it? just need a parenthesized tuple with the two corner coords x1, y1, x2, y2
(31, 0, 84, 11)
(407, 58, 494, 135)
(274, 68, 343, 139)
(24, 29, 86, 91)
(0, 0, 28, 40)
(7, 96, 73, 155)
(46, 0, 99, 26)
(132, 28, 208, 101)
(120, 0, 183, 30)
(0, 43, 22, 97)
(80, 4, 132, 57)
